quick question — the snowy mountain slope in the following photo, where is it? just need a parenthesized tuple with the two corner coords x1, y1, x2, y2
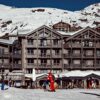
(0, 3, 100, 36)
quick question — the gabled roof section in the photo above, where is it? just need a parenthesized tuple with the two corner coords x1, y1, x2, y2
(0, 39, 13, 45)
(26, 25, 63, 37)
(66, 27, 100, 41)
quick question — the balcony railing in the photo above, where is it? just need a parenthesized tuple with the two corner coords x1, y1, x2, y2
(39, 54, 51, 58)
(82, 64, 94, 68)
(52, 64, 62, 68)
(0, 63, 10, 68)
(38, 64, 51, 68)
(11, 63, 22, 69)
(10, 53, 21, 58)
(52, 44, 62, 48)
(52, 54, 62, 58)
(27, 63, 36, 68)
(72, 54, 81, 57)
(63, 54, 71, 58)
(0, 52, 10, 58)
(64, 64, 70, 68)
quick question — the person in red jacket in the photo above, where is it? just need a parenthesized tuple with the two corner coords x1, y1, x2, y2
(47, 71, 55, 92)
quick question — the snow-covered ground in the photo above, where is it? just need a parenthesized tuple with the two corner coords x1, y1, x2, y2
(0, 88, 100, 100)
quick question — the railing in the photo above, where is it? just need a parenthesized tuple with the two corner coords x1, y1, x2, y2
(12, 63, 22, 69)
(52, 64, 62, 68)
(52, 54, 62, 58)
(0, 52, 10, 57)
(27, 63, 36, 68)
(72, 54, 81, 57)
(0, 63, 10, 68)
(64, 64, 70, 68)
(72, 44, 81, 48)
(72, 64, 81, 68)
(11, 53, 21, 58)
(64, 44, 71, 48)
(39, 44, 51, 48)
(82, 55, 94, 58)
(52, 44, 62, 48)
(82, 65, 94, 68)
(39, 54, 51, 58)
(38, 64, 51, 68)
(63, 54, 71, 58)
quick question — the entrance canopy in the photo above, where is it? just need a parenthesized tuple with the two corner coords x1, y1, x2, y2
(58, 70, 100, 78)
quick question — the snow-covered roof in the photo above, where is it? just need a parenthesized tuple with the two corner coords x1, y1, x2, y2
(0, 39, 14, 44)
(57, 29, 84, 35)
(59, 70, 100, 78)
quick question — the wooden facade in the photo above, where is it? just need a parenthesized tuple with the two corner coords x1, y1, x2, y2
(53, 21, 82, 32)
(0, 25, 100, 76)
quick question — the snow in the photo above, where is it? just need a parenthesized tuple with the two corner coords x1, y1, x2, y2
(0, 88, 100, 100)
(59, 70, 100, 77)
(0, 39, 14, 44)
(0, 3, 99, 37)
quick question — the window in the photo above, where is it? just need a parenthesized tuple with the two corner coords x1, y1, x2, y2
(73, 50, 80, 55)
(41, 59, 47, 64)
(54, 59, 60, 65)
(41, 49, 47, 56)
(27, 69, 32, 74)
(86, 60, 93, 65)
(73, 60, 80, 64)
(84, 34, 89, 39)
(28, 39, 34, 45)
(27, 59, 34, 64)
(55, 49, 60, 55)
(27, 48, 34, 54)
(0, 48, 4, 54)
(40, 39, 47, 46)
(97, 50, 100, 56)
(53, 39, 59, 45)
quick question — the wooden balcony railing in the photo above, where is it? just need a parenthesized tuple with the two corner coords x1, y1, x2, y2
(0, 63, 10, 68)
(11, 53, 21, 58)
(11, 63, 22, 69)
(0, 52, 10, 58)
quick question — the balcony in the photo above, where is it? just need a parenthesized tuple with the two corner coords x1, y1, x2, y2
(95, 64, 100, 68)
(63, 54, 71, 58)
(52, 64, 62, 68)
(38, 64, 51, 68)
(96, 44, 100, 48)
(0, 52, 10, 58)
(52, 44, 62, 48)
(0, 63, 10, 68)
(11, 53, 21, 59)
(64, 44, 71, 48)
(72, 44, 81, 48)
(39, 44, 51, 48)
(72, 64, 81, 68)
(11, 63, 22, 69)
(26, 63, 36, 68)
(64, 64, 70, 69)
(82, 64, 94, 69)
(82, 55, 94, 58)
(72, 54, 81, 58)
(52, 54, 62, 58)
(39, 54, 51, 58)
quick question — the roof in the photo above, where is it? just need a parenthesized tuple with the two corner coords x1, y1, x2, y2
(59, 70, 100, 78)
(66, 27, 100, 41)
(0, 39, 14, 45)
